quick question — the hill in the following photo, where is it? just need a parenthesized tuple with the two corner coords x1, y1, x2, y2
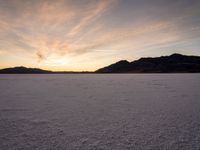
(0, 66, 93, 74)
(96, 54, 200, 73)
(0, 66, 52, 74)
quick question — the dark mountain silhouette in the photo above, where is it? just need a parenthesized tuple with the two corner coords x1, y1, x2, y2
(0, 66, 52, 74)
(0, 66, 92, 74)
(1, 54, 200, 74)
(96, 53, 200, 73)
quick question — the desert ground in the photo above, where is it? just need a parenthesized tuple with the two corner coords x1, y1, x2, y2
(0, 74, 200, 150)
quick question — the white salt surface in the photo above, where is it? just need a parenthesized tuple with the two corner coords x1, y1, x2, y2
(0, 74, 200, 150)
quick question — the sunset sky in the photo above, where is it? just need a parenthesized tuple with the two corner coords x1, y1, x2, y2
(0, 0, 200, 71)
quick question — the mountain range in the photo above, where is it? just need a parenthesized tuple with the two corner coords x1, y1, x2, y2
(0, 66, 91, 74)
(0, 67, 52, 74)
(0, 54, 200, 73)
(96, 53, 200, 73)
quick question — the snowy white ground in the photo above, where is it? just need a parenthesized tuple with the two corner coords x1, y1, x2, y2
(0, 74, 200, 150)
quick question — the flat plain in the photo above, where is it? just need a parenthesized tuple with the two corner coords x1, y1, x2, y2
(0, 74, 200, 150)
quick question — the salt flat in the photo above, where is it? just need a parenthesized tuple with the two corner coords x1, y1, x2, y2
(0, 74, 200, 150)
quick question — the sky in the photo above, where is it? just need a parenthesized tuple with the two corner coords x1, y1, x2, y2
(0, 0, 200, 71)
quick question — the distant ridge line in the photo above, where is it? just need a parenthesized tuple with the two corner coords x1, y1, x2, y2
(0, 53, 200, 73)
(95, 53, 200, 73)
(0, 66, 92, 74)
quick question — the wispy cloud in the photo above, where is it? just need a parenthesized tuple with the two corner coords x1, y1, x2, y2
(68, 0, 115, 36)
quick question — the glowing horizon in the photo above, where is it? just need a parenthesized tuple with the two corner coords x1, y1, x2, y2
(0, 0, 200, 71)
